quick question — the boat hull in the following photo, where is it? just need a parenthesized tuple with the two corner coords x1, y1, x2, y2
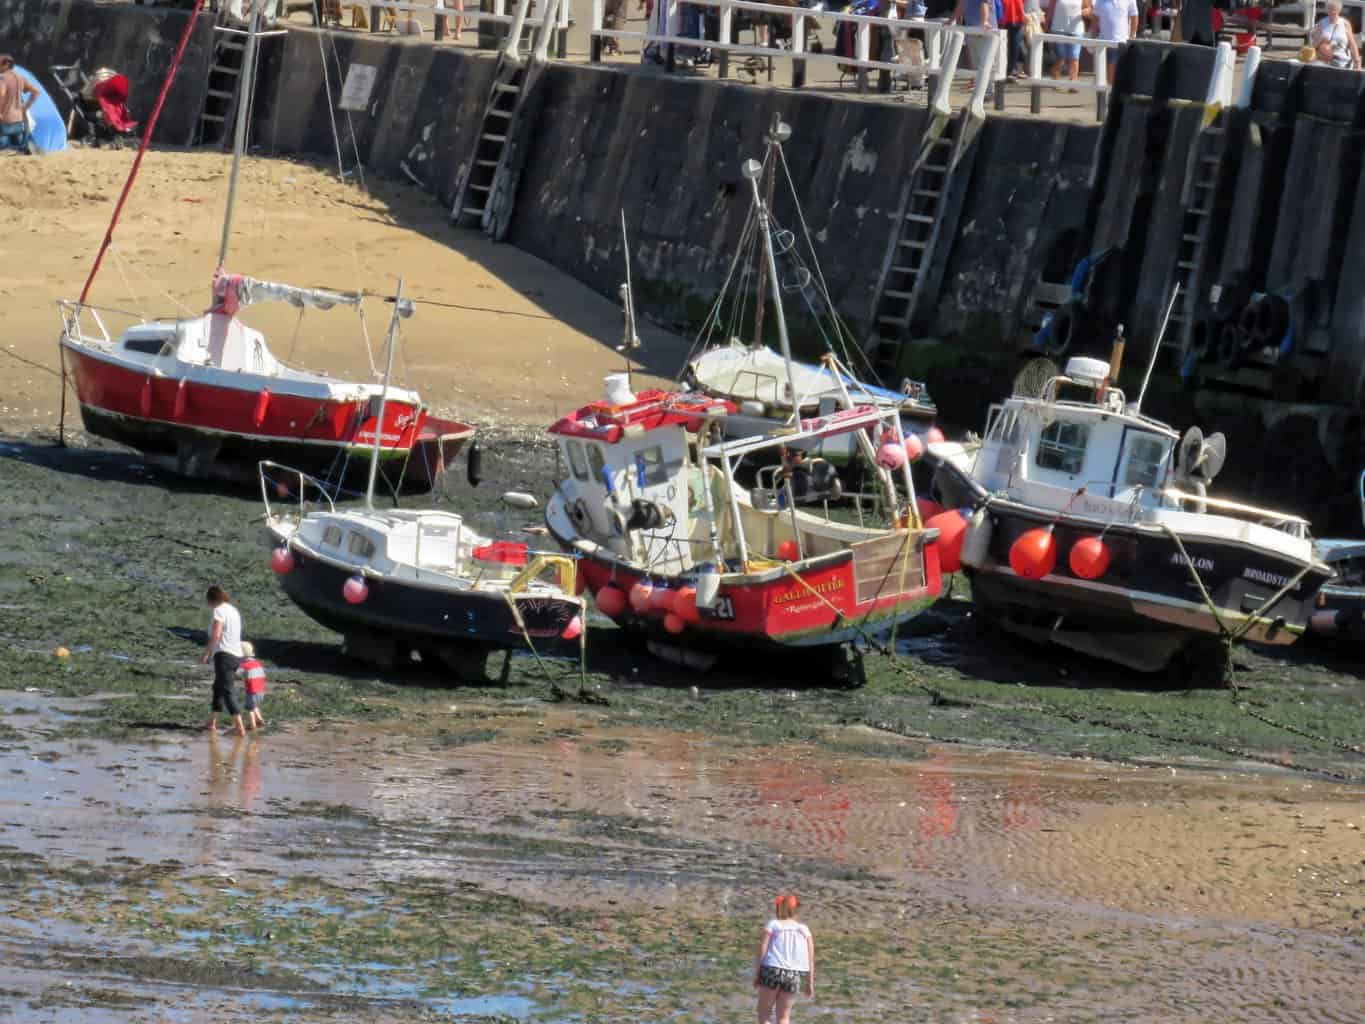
(276, 544, 579, 651)
(546, 499, 942, 652)
(64, 342, 470, 491)
(930, 458, 1332, 671)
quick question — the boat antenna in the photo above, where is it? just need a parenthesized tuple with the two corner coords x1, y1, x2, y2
(217, 0, 263, 273)
(365, 278, 405, 510)
(1136, 284, 1180, 412)
(617, 210, 641, 387)
(750, 113, 790, 352)
(744, 157, 802, 424)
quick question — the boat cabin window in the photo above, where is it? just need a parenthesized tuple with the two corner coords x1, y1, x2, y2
(566, 440, 590, 482)
(124, 336, 173, 356)
(1123, 435, 1168, 488)
(348, 533, 376, 558)
(321, 525, 343, 548)
(1036, 420, 1089, 476)
(635, 445, 669, 487)
(587, 444, 607, 485)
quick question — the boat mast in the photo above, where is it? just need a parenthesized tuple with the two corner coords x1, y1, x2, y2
(744, 158, 803, 424)
(366, 279, 405, 510)
(750, 114, 786, 352)
(217, 0, 263, 270)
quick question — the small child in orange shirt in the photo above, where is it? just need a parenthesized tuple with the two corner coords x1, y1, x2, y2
(237, 641, 267, 731)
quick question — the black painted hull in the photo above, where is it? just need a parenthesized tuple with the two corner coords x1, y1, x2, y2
(931, 458, 1332, 672)
(277, 545, 579, 652)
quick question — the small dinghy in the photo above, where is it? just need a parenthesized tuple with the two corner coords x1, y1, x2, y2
(925, 342, 1333, 678)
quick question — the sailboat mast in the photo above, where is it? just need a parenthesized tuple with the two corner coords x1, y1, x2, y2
(217, 0, 263, 270)
(366, 279, 405, 510)
(744, 162, 802, 424)
(750, 115, 781, 351)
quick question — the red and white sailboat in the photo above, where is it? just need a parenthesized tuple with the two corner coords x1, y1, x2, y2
(56, 0, 471, 490)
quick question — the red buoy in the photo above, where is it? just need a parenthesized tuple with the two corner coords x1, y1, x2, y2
(649, 586, 676, 612)
(926, 509, 969, 573)
(672, 585, 700, 624)
(876, 442, 906, 471)
(342, 575, 369, 604)
(916, 497, 943, 523)
(269, 547, 294, 574)
(1069, 535, 1111, 580)
(253, 387, 271, 428)
(1009, 527, 1057, 580)
(926, 426, 945, 445)
(628, 580, 654, 613)
(561, 615, 583, 640)
(904, 434, 925, 462)
(776, 539, 800, 562)
(663, 612, 685, 635)
(596, 584, 627, 618)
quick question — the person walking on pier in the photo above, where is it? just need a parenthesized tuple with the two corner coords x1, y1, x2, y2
(1313, 0, 1362, 69)
(753, 894, 815, 1024)
(1044, 0, 1085, 85)
(1091, 0, 1137, 84)
(202, 585, 247, 737)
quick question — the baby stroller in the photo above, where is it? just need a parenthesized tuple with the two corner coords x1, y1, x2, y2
(50, 66, 139, 148)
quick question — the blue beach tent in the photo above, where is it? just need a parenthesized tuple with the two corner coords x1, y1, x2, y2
(16, 64, 68, 154)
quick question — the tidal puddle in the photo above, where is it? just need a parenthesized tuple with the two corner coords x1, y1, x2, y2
(0, 693, 1361, 1022)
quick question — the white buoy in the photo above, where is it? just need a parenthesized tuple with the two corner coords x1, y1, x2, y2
(500, 492, 539, 510)
(603, 373, 636, 407)
(960, 507, 993, 568)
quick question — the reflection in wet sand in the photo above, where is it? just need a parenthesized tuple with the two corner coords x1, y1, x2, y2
(1, 695, 1361, 1021)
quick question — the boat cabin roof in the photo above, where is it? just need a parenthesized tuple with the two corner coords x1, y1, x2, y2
(701, 403, 890, 459)
(548, 389, 734, 444)
(1003, 393, 1181, 442)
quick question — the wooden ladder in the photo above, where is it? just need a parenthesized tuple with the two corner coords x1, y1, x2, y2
(865, 109, 979, 384)
(1170, 113, 1228, 358)
(196, 26, 248, 148)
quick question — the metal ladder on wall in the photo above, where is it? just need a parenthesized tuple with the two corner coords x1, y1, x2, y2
(450, 0, 561, 237)
(197, 25, 249, 147)
(1169, 112, 1229, 360)
(866, 109, 979, 383)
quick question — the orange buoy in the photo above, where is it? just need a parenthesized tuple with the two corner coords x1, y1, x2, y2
(776, 539, 800, 562)
(1068, 535, 1111, 580)
(916, 497, 943, 523)
(904, 433, 925, 461)
(628, 580, 654, 613)
(925, 509, 969, 573)
(253, 387, 271, 427)
(672, 585, 700, 624)
(561, 616, 583, 640)
(596, 583, 627, 617)
(1009, 527, 1057, 580)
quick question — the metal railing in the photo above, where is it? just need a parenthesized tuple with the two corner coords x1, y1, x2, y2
(588, 0, 1006, 102)
(1021, 32, 1119, 120)
(356, 0, 571, 48)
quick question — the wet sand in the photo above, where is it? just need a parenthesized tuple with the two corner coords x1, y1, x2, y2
(1, 148, 686, 435)
(1, 695, 1361, 1022)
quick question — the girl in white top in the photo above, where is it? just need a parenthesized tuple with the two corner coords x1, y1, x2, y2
(1313, 1, 1362, 69)
(753, 894, 814, 1024)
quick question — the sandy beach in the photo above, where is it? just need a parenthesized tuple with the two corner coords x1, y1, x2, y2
(0, 147, 685, 435)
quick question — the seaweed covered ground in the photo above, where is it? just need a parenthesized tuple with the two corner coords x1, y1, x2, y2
(2, 431, 1364, 1022)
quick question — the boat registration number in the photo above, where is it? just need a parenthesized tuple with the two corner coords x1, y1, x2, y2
(704, 596, 735, 621)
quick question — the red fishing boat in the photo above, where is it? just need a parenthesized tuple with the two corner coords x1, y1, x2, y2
(545, 377, 943, 665)
(59, 272, 471, 489)
(56, 0, 471, 492)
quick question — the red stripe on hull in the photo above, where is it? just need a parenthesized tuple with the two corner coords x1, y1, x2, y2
(578, 543, 942, 647)
(64, 345, 422, 453)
